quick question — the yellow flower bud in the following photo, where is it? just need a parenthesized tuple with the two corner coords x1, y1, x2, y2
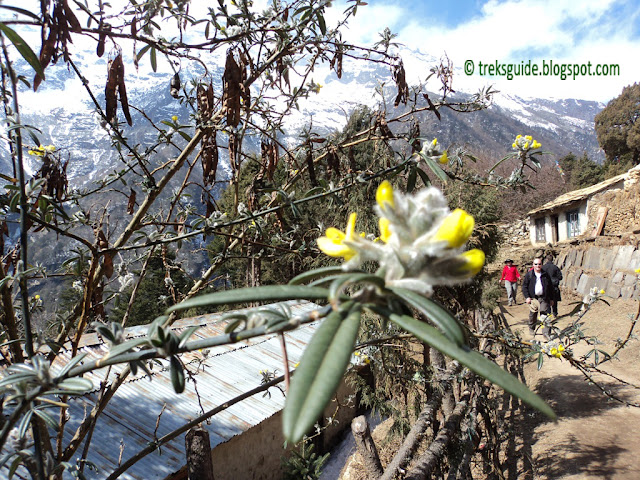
(516, 134, 522, 140)
(525, 135, 533, 142)
(171, 115, 178, 122)
(439, 151, 448, 164)
(600, 289, 605, 295)
(317, 213, 358, 260)
(524, 142, 529, 149)
(459, 249, 485, 276)
(376, 181, 394, 209)
(431, 138, 438, 147)
(550, 347, 558, 357)
(512, 142, 517, 148)
(378, 217, 392, 243)
(434, 209, 475, 248)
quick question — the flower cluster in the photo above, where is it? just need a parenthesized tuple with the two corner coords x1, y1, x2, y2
(512, 135, 541, 151)
(27, 144, 56, 156)
(421, 138, 449, 164)
(317, 181, 485, 295)
(541, 340, 566, 358)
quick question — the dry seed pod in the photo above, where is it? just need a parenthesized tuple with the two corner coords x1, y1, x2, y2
(62, 0, 82, 33)
(105, 56, 119, 124)
(34, 22, 58, 91)
(201, 133, 218, 185)
(305, 145, 317, 186)
(392, 58, 409, 106)
(115, 54, 133, 126)
(222, 50, 242, 127)
(170, 72, 181, 99)
(127, 189, 136, 214)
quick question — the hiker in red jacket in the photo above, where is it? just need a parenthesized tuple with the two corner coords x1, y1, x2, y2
(500, 259, 521, 306)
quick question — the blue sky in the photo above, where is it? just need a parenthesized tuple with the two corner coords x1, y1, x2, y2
(330, 0, 640, 102)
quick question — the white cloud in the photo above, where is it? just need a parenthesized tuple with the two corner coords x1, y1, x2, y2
(331, 0, 639, 102)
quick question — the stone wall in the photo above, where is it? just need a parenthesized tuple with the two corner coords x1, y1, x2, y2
(556, 235, 640, 300)
(588, 182, 640, 236)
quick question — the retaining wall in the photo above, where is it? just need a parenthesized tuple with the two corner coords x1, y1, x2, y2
(556, 235, 640, 300)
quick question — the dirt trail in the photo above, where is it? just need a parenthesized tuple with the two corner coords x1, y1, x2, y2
(497, 289, 640, 480)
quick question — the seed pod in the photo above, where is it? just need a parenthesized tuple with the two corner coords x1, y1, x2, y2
(170, 72, 181, 98)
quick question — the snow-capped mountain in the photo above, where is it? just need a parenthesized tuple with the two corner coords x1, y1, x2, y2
(2, 44, 606, 187)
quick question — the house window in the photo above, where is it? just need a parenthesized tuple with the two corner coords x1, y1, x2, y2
(535, 217, 546, 242)
(567, 209, 580, 238)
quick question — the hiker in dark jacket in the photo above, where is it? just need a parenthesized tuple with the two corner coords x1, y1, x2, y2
(542, 254, 563, 316)
(522, 256, 552, 335)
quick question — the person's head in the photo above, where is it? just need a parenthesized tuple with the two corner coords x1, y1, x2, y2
(532, 257, 543, 272)
(505, 259, 514, 266)
(545, 254, 554, 264)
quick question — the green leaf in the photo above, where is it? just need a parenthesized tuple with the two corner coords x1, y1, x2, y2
(389, 313, 556, 420)
(316, 11, 326, 35)
(0, 6, 41, 21)
(166, 285, 330, 313)
(283, 302, 362, 443)
(289, 266, 346, 285)
(415, 166, 431, 187)
(178, 326, 201, 348)
(33, 408, 59, 430)
(56, 352, 88, 378)
(136, 44, 151, 62)
(103, 337, 148, 360)
(0, 23, 44, 80)
(150, 46, 157, 72)
(407, 166, 417, 192)
(389, 287, 466, 346)
(177, 130, 192, 142)
(420, 154, 449, 184)
(56, 377, 94, 394)
(537, 353, 544, 370)
(170, 356, 185, 393)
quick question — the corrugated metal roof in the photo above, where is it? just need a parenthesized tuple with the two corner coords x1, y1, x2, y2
(25, 301, 322, 480)
(527, 173, 626, 216)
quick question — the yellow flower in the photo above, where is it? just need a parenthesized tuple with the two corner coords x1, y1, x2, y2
(558, 344, 565, 353)
(550, 347, 559, 357)
(431, 138, 438, 147)
(532, 140, 541, 149)
(171, 115, 178, 122)
(636, 268, 640, 274)
(459, 249, 485, 276)
(376, 181, 394, 209)
(378, 217, 392, 243)
(35, 295, 40, 300)
(516, 134, 522, 140)
(599, 289, 605, 295)
(353, 351, 361, 356)
(433, 208, 475, 248)
(317, 213, 358, 260)
(294, 362, 300, 368)
(525, 135, 533, 142)
(439, 151, 448, 164)
(512, 142, 517, 148)
(524, 142, 529, 149)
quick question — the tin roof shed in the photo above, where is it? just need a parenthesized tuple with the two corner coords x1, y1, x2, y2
(51, 301, 322, 480)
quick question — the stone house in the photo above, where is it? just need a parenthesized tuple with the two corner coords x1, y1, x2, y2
(527, 165, 640, 245)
